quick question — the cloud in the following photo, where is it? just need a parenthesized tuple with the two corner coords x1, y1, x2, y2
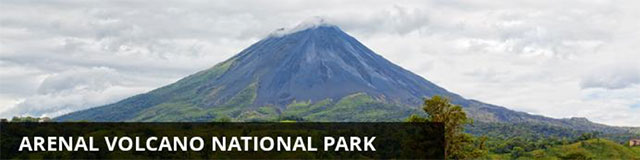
(328, 4, 431, 35)
(350, 0, 640, 126)
(632, 102, 640, 109)
(1, 0, 639, 126)
(0, 67, 148, 118)
(581, 66, 640, 89)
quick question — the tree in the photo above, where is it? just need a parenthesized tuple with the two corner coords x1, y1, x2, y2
(214, 115, 232, 122)
(510, 147, 524, 159)
(560, 150, 593, 160)
(407, 95, 485, 159)
(10, 116, 43, 122)
(278, 115, 305, 122)
(577, 132, 597, 141)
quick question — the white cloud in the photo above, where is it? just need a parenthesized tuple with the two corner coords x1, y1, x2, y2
(1, 0, 639, 126)
(581, 64, 640, 89)
(0, 67, 147, 117)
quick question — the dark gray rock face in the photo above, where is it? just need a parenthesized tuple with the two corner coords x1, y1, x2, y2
(210, 25, 459, 107)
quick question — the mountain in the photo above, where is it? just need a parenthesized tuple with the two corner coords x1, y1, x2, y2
(55, 21, 633, 136)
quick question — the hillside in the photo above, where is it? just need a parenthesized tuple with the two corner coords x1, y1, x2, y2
(55, 22, 634, 137)
(489, 139, 640, 159)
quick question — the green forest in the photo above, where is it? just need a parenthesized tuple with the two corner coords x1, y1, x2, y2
(6, 96, 640, 159)
(405, 95, 640, 159)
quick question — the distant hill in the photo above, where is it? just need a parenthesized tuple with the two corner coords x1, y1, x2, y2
(56, 21, 636, 138)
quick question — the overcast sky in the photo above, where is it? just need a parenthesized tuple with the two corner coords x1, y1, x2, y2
(1, 0, 639, 126)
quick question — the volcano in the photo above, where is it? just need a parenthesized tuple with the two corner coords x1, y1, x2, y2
(56, 21, 630, 135)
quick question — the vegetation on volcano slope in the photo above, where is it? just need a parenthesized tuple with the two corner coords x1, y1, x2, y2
(126, 90, 422, 122)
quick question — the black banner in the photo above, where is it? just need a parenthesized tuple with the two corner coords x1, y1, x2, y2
(1, 122, 443, 159)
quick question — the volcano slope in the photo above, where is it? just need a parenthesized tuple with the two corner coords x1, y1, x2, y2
(56, 23, 635, 137)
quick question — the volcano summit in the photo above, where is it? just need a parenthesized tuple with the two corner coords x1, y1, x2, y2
(55, 22, 630, 135)
(58, 22, 451, 122)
